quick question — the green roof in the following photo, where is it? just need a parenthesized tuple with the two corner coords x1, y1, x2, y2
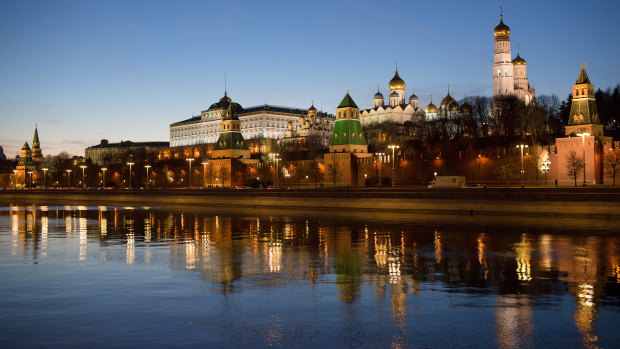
(222, 100, 240, 120)
(568, 98, 599, 125)
(33, 127, 39, 144)
(330, 119, 366, 146)
(337, 93, 358, 109)
(214, 131, 249, 150)
(576, 66, 591, 85)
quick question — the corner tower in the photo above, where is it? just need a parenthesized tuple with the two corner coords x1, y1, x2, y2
(31, 125, 43, 164)
(492, 12, 514, 99)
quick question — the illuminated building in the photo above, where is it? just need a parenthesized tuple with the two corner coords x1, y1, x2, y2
(85, 139, 169, 166)
(359, 67, 425, 125)
(491, 12, 535, 104)
(13, 126, 43, 188)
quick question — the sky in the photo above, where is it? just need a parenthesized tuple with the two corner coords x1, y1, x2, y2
(1, 0, 619, 157)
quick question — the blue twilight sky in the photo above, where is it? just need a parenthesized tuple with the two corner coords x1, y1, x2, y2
(1, 0, 619, 157)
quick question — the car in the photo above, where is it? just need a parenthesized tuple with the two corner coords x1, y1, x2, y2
(467, 184, 486, 188)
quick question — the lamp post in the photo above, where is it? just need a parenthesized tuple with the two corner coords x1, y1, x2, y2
(66, 169, 72, 188)
(27, 171, 33, 189)
(127, 162, 134, 189)
(542, 161, 550, 187)
(202, 161, 207, 188)
(101, 167, 107, 188)
(388, 145, 399, 186)
(269, 153, 279, 188)
(577, 133, 590, 186)
(477, 154, 482, 181)
(516, 144, 528, 188)
(375, 152, 385, 187)
(186, 158, 194, 188)
(144, 165, 151, 189)
(42, 168, 48, 189)
(80, 165, 87, 188)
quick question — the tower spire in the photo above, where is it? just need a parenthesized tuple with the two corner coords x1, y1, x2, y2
(500, 5, 503, 19)
(224, 72, 227, 96)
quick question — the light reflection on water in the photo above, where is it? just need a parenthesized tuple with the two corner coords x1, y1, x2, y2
(1, 205, 619, 348)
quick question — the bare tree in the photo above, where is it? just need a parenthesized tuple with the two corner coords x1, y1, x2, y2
(306, 159, 323, 188)
(218, 166, 230, 187)
(604, 149, 620, 186)
(326, 161, 340, 187)
(566, 150, 584, 187)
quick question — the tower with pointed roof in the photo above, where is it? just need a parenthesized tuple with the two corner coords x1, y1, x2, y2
(15, 140, 35, 188)
(31, 125, 43, 164)
(553, 65, 613, 185)
(565, 64, 602, 136)
(324, 92, 372, 186)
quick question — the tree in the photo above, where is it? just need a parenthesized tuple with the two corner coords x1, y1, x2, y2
(326, 161, 340, 187)
(566, 150, 584, 187)
(306, 159, 323, 188)
(604, 149, 620, 186)
(494, 156, 519, 186)
(218, 166, 230, 187)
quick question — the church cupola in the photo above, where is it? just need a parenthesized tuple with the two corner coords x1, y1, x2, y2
(373, 87, 384, 108)
(408, 87, 418, 108)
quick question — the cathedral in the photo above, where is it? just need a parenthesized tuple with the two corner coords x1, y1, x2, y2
(492, 12, 535, 104)
(359, 68, 425, 125)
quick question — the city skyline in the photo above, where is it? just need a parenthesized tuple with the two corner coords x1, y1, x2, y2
(1, 0, 619, 156)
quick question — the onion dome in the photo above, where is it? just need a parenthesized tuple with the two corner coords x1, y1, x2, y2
(425, 102, 438, 114)
(448, 100, 459, 111)
(460, 102, 472, 114)
(390, 91, 399, 98)
(308, 104, 317, 116)
(409, 88, 418, 102)
(494, 15, 510, 39)
(389, 68, 406, 90)
(512, 53, 526, 65)
(374, 91, 384, 99)
(441, 91, 455, 106)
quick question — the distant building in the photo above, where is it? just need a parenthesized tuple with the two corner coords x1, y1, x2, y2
(169, 91, 334, 147)
(85, 139, 169, 166)
(283, 103, 333, 148)
(13, 126, 43, 188)
(360, 68, 425, 125)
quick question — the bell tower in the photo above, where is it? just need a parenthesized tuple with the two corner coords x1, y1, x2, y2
(492, 9, 514, 99)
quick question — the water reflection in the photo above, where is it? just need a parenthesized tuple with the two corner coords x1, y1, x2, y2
(2, 206, 620, 347)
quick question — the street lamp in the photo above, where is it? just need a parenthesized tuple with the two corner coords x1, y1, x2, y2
(80, 165, 87, 188)
(542, 161, 550, 187)
(144, 165, 151, 189)
(516, 144, 528, 188)
(375, 152, 385, 187)
(477, 154, 482, 180)
(388, 145, 399, 186)
(577, 133, 590, 186)
(27, 171, 33, 188)
(127, 162, 134, 189)
(42, 168, 48, 189)
(101, 167, 107, 188)
(269, 153, 280, 188)
(202, 161, 207, 188)
(66, 169, 72, 188)
(186, 158, 194, 188)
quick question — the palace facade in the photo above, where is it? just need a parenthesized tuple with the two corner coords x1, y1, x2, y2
(169, 92, 334, 147)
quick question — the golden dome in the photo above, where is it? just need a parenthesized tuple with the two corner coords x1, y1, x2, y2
(494, 16, 510, 38)
(389, 69, 406, 90)
(308, 104, 317, 116)
(512, 54, 526, 65)
(448, 100, 459, 111)
(425, 102, 438, 114)
(441, 92, 455, 106)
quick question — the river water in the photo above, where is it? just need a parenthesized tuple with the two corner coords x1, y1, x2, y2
(1, 205, 619, 348)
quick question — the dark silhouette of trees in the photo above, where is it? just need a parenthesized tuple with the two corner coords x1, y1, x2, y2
(566, 150, 584, 187)
(604, 149, 620, 186)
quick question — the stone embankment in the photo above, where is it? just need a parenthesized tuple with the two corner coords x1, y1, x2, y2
(1, 188, 619, 219)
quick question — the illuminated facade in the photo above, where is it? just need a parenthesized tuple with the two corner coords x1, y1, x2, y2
(359, 68, 425, 125)
(169, 92, 334, 147)
(14, 126, 43, 188)
(492, 12, 535, 105)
